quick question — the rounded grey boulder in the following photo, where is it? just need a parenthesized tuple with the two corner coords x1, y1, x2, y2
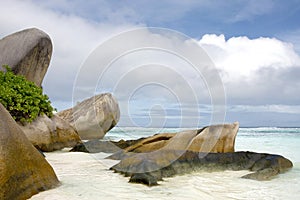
(58, 93, 120, 140)
(0, 28, 52, 86)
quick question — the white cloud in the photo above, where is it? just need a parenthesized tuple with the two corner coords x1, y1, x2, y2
(198, 34, 300, 112)
(199, 34, 300, 82)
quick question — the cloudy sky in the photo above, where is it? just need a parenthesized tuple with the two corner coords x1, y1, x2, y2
(1, 0, 300, 127)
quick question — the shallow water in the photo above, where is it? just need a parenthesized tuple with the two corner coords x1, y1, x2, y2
(31, 127, 300, 200)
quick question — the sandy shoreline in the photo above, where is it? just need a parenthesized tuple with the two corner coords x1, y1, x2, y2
(30, 149, 300, 200)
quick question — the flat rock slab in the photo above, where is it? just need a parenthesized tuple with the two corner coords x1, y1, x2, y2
(70, 138, 147, 153)
(109, 150, 293, 186)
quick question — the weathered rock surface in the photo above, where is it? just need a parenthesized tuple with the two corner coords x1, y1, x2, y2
(0, 28, 52, 87)
(107, 122, 292, 186)
(107, 122, 239, 160)
(19, 114, 81, 152)
(110, 150, 293, 186)
(0, 103, 59, 199)
(58, 93, 120, 140)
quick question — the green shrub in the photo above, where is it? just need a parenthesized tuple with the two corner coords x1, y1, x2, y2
(0, 65, 55, 124)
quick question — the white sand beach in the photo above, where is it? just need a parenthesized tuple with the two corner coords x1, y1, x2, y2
(31, 147, 300, 200)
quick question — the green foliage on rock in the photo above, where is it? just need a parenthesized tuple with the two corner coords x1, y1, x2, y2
(0, 65, 55, 123)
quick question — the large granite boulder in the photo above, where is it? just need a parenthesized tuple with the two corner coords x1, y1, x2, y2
(0, 28, 52, 87)
(58, 93, 120, 140)
(108, 122, 292, 186)
(19, 114, 82, 152)
(0, 103, 59, 199)
(110, 150, 293, 186)
(107, 122, 239, 160)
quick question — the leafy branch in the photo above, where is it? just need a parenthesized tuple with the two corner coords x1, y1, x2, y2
(0, 65, 55, 124)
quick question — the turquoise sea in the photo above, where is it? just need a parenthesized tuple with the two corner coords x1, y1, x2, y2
(32, 127, 300, 200)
